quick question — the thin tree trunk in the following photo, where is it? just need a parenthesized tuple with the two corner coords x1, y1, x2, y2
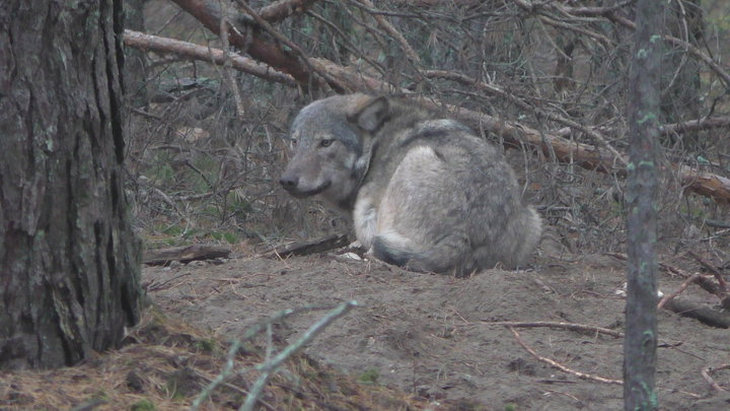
(123, 0, 149, 107)
(0, 0, 141, 369)
(623, 0, 661, 408)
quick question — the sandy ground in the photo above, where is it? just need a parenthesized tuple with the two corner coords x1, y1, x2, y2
(144, 248, 729, 410)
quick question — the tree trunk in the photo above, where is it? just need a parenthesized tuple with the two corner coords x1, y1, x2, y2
(624, 0, 661, 409)
(0, 0, 141, 369)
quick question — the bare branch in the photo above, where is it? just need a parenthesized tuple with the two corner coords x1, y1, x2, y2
(659, 116, 730, 136)
(170, 0, 324, 88)
(123, 29, 296, 86)
(656, 273, 705, 309)
(357, 0, 421, 65)
(483, 320, 623, 338)
(258, 0, 322, 23)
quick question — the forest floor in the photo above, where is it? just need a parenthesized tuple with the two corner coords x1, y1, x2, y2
(140, 245, 729, 410)
(2, 242, 729, 410)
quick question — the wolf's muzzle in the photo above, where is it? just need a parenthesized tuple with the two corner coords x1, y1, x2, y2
(279, 176, 331, 197)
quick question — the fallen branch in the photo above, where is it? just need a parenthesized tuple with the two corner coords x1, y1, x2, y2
(553, 116, 730, 138)
(170, 0, 325, 88)
(484, 320, 623, 338)
(606, 252, 727, 298)
(143, 244, 231, 265)
(701, 364, 730, 392)
(662, 298, 730, 329)
(656, 273, 706, 310)
(270, 234, 350, 258)
(508, 327, 623, 385)
(123, 30, 296, 87)
(659, 116, 730, 136)
(259, 0, 321, 23)
(358, 0, 421, 66)
(687, 251, 729, 295)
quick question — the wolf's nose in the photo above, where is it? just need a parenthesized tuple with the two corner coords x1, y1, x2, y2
(279, 175, 298, 190)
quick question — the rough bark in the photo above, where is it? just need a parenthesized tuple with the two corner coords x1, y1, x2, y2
(623, 0, 660, 408)
(0, 0, 141, 369)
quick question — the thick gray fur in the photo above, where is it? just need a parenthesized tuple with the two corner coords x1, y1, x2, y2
(280, 94, 542, 276)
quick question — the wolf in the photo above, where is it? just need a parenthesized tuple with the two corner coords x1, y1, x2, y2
(279, 93, 542, 276)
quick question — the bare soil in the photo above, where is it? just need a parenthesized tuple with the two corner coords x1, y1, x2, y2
(144, 247, 730, 410)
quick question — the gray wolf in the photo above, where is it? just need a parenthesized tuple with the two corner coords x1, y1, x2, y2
(280, 94, 542, 275)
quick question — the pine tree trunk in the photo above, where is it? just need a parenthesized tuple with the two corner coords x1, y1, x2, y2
(0, 0, 141, 369)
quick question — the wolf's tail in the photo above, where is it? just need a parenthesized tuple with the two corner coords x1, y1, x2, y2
(371, 232, 472, 276)
(508, 205, 543, 267)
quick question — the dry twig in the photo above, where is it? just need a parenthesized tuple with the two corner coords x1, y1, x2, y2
(656, 273, 705, 309)
(701, 363, 730, 392)
(484, 320, 623, 338)
(508, 327, 623, 385)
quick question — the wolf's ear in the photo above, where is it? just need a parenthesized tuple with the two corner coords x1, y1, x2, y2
(349, 96, 389, 132)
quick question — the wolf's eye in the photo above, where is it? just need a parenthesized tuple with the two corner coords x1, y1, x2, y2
(320, 139, 333, 148)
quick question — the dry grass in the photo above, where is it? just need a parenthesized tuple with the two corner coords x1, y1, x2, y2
(0, 307, 426, 410)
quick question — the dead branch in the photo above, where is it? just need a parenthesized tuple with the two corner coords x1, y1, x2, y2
(484, 320, 623, 338)
(218, 3, 246, 117)
(231, 0, 346, 92)
(554, 115, 730, 138)
(358, 0, 421, 65)
(659, 116, 730, 136)
(259, 0, 321, 23)
(608, 252, 727, 297)
(662, 298, 730, 328)
(508, 327, 623, 385)
(143, 244, 231, 265)
(269, 234, 350, 258)
(687, 251, 729, 294)
(170, 0, 325, 88)
(123, 30, 295, 86)
(656, 273, 706, 309)
(701, 364, 730, 392)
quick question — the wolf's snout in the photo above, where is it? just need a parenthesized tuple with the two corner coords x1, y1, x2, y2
(279, 174, 299, 190)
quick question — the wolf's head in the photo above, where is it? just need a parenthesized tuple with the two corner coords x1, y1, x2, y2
(279, 94, 390, 209)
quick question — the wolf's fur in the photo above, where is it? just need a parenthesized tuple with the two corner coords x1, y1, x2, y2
(280, 94, 542, 275)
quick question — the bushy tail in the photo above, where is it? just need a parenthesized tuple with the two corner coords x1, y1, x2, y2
(510, 205, 543, 267)
(372, 232, 471, 276)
